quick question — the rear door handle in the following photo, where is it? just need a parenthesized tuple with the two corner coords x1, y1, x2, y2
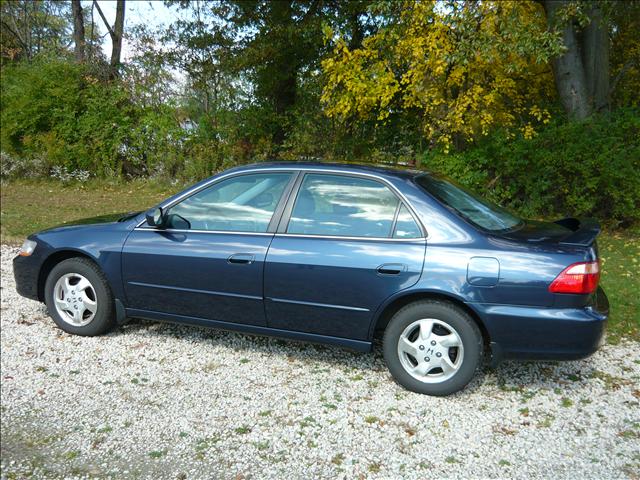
(376, 263, 407, 275)
(228, 253, 255, 265)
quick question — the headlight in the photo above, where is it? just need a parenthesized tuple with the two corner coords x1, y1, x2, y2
(18, 239, 37, 257)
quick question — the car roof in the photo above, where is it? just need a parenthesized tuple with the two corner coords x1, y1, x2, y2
(228, 161, 425, 181)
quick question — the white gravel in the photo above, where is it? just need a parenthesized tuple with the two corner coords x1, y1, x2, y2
(1, 245, 639, 479)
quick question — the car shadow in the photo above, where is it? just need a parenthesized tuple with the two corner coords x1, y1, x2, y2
(113, 317, 382, 371)
(111, 318, 615, 397)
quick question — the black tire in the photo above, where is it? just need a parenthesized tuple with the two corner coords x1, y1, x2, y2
(383, 300, 483, 396)
(44, 257, 117, 336)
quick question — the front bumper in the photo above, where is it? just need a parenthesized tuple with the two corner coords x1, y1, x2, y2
(13, 252, 43, 301)
(476, 287, 609, 365)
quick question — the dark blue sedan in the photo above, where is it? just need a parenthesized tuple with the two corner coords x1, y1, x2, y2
(13, 163, 609, 395)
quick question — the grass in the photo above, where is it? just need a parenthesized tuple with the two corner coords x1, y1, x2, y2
(560, 397, 574, 408)
(1, 178, 638, 342)
(0, 178, 184, 244)
(597, 234, 640, 342)
(148, 450, 166, 459)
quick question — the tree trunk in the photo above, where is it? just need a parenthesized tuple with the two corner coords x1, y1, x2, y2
(71, 0, 85, 62)
(348, 10, 364, 50)
(268, 0, 297, 151)
(109, 0, 125, 78)
(581, 3, 610, 112)
(543, 0, 592, 120)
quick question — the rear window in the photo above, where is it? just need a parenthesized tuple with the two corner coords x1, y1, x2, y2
(415, 174, 523, 232)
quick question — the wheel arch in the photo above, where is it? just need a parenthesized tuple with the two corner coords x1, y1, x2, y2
(37, 249, 101, 302)
(370, 290, 491, 348)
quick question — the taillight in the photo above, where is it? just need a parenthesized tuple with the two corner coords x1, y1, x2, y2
(549, 261, 600, 294)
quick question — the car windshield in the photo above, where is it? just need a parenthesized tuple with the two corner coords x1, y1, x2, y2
(415, 174, 523, 232)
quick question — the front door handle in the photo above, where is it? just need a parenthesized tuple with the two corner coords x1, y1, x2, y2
(228, 253, 255, 265)
(376, 263, 407, 275)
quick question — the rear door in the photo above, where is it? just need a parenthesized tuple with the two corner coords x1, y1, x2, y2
(264, 172, 426, 340)
(122, 171, 295, 326)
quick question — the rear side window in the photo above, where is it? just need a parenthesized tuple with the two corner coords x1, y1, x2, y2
(393, 204, 422, 238)
(287, 174, 400, 238)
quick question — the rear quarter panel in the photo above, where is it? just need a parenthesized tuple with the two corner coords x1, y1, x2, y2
(419, 238, 594, 307)
(387, 176, 596, 308)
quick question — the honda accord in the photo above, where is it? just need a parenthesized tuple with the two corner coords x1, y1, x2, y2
(13, 163, 609, 395)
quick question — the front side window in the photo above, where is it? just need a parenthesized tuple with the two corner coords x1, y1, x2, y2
(287, 174, 400, 238)
(415, 174, 523, 232)
(165, 173, 292, 232)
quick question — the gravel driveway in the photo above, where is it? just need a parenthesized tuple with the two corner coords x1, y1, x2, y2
(1, 245, 638, 479)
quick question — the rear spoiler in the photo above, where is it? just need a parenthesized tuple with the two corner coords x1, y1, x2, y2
(554, 217, 601, 246)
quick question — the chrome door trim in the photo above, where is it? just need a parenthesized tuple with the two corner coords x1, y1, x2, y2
(273, 233, 427, 242)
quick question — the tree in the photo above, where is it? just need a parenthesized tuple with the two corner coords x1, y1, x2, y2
(161, 1, 237, 126)
(167, 0, 371, 156)
(541, 0, 608, 118)
(0, 1, 71, 65)
(94, 0, 125, 78)
(71, 0, 85, 63)
(541, 0, 640, 118)
(321, 1, 563, 151)
(217, 0, 331, 152)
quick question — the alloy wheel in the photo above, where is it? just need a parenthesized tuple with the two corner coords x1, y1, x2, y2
(53, 273, 98, 327)
(396, 318, 464, 383)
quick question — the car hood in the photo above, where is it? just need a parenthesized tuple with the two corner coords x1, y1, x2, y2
(38, 211, 142, 234)
(68, 211, 142, 225)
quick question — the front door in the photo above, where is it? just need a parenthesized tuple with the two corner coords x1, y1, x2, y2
(264, 173, 426, 340)
(122, 171, 294, 326)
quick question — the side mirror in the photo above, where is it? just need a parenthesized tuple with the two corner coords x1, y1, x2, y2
(145, 207, 165, 228)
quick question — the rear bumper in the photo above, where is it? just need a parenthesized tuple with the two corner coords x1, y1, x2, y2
(475, 287, 609, 365)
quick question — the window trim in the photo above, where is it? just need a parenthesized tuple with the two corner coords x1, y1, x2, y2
(389, 201, 403, 238)
(135, 167, 427, 239)
(277, 171, 425, 240)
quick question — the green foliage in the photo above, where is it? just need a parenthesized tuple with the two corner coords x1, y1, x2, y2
(609, 0, 640, 108)
(2, 58, 119, 174)
(423, 109, 640, 226)
(0, 57, 193, 178)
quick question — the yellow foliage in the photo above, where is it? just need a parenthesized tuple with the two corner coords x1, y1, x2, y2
(321, 0, 561, 148)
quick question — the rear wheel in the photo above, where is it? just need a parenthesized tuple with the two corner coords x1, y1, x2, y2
(383, 300, 483, 396)
(44, 258, 116, 336)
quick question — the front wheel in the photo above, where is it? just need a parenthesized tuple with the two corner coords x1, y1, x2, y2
(44, 257, 116, 336)
(383, 300, 483, 396)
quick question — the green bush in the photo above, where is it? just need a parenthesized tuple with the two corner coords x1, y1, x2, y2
(423, 109, 640, 227)
(0, 57, 197, 179)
